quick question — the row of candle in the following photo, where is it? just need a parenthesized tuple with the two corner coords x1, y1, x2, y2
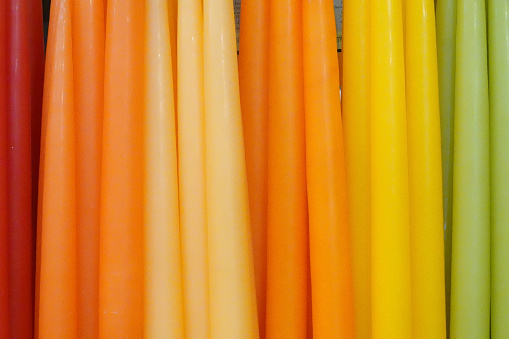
(1, 0, 507, 337)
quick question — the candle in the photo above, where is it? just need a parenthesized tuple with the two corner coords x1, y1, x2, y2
(450, 0, 490, 337)
(238, 0, 269, 335)
(28, 0, 44, 233)
(38, 0, 77, 336)
(435, 0, 456, 328)
(73, 0, 104, 337)
(168, 0, 177, 99)
(342, 0, 371, 337)
(405, 0, 446, 337)
(6, 1, 34, 337)
(303, 0, 355, 337)
(489, 1, 509, 337)
(203, 0, 259, 337)
(0, 4, 10, 337)
(266, 0, 308, 337)
(99, 0, 144, 337)
(144, 0, 184, 337)
(177, 0, 211, 337)
(371, 0, 412, 337)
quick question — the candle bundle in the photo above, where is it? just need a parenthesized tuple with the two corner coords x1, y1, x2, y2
(4, 0, 509, 337)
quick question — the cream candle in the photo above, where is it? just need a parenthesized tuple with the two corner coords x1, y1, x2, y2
(203, 0, 259, 337)
(144, 0, 184, 337)
(177, 0, 210, 337)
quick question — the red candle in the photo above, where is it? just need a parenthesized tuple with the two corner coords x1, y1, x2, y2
(28, 0, 44, 237)
(6, 1, 33, 337)
(0, 2, 11, 337)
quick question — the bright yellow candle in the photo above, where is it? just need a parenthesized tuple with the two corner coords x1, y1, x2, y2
(177, 0, 210, 337)
(342, 0, 371, 337)
(203, 0, 259, 337)
(144, 0, 184, 337)
(405, 0, 446, 337)
(371, 0, 412, 337)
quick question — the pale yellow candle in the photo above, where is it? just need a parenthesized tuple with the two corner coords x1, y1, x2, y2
(203, 0, 259, 337)
(177, 0, 211, 337)
(144, 0, 184, 337)
(405, 0, 446, 337)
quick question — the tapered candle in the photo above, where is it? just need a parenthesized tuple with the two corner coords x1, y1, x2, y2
(489, 1, 509, 337)
(405, 0, 446, 337)
(6, 1, 34, 337)
(303, 0, 355, 337)
(168, 0, 177, 110)
(435, 0, 456, 327)
(371, 0, 412, 337)
(177, 0, 210, 337)
(266, 0, 309, 337)
(0, 2, 10, 337)
(99, 0, 144, 337)
(28, 0, 44, 234)
(342, 0, 371, 337)
(450, 0, 490, 337)
(144, 0, 184, 337)
(73, 0, 104, 337)
(38, 0, 77, 336)
(203, 0, 259, 337)
(238, 0, 269, 335)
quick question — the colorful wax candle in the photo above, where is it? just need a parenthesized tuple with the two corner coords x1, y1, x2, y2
(342, 0, 371, 337)
(489, 1, 509, 337)
(38, 0, 77, 337)
(6, 1, 34, 337)
(28, 0, 44, 230)
(450, 0, 490, 337)
(73, 0, 104, 337)
(370, 0, 412, 337)
(177, 0, 211, 337)
(405, 0, 446, 337)
(0, 2, 10, 336)
(238, 0, 269, 335)
(168, 0, 177, 109)
(435, 0, 456, 328)
(203, 0, 259, 337)
(99, 0, 144, 337)
(144, 0, 184, 337)
(266, 0, 309, 337)
(302, 0, 355, 337)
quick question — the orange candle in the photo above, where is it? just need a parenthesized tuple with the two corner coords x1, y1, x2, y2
(0, 3, 10, 337)
(266, 0, 308, 337)
(99, 0, 144, 337)
(73, 0, 104, 337)
(303, 0, 355, 337)
(38, 0, 77, 337)
(238, 0, 269, 335)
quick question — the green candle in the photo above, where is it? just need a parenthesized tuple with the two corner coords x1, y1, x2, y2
(435, 0, 456, 331)
(488, 1, 509, 337)
(450, 0, 490, 337)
